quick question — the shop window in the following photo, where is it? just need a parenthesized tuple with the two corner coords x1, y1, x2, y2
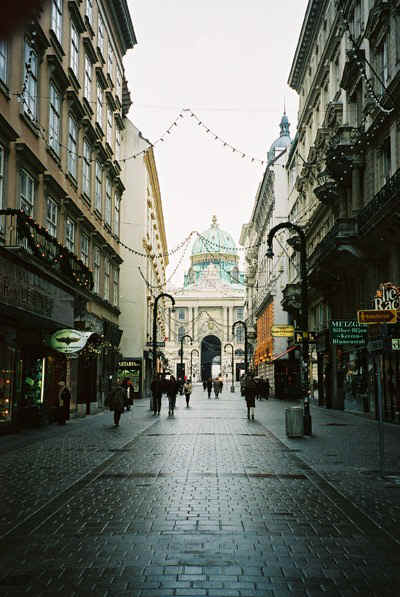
(22, 356, 45, 408)
(0, 346, 15, 423)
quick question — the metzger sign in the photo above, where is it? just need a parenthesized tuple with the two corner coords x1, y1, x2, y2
(329, 320, 367, 345)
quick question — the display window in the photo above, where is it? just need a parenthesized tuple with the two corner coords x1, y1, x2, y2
(0, 346, 16, 423)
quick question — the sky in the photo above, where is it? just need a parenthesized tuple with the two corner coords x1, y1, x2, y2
(124, 0, 309, 286)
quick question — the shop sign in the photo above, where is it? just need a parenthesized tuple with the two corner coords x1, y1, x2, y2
(329, 320, 367, 345)
(49, 329, 96, 354)
(271, 325, 294, 337)
(145, 341, 165, 347)
(118, 358, 141, 369)
(357, 309, 397, 324)
(374, 282, 400, 310)
(392, 339, 400, 350)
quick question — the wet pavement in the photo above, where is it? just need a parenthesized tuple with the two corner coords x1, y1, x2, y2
(1, 385, 400, 596)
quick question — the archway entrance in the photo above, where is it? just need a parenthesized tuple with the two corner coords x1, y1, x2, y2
(201, 335, 221, 381)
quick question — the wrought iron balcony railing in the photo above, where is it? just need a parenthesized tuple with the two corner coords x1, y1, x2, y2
(358, 167, 400, 236)
(0, 209, 94, 291)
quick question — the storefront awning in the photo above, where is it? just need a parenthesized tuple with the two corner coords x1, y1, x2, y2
(269, 344, 299, 362)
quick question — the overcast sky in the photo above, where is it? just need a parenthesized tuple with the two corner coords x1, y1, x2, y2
(124, 0, 309, 285)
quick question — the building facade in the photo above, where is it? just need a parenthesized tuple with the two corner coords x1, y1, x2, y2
(240, 113, 296, 397)
(165, 217, 246, 384)
(119, 119, 168, 399)
(287, 0, 400, 420)
(0, 0, 136, 430)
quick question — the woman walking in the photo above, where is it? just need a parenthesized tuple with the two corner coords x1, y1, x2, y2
(183, 378, 192, 407)
(167, 375, 178, 416)
(109, 382, 125, 426)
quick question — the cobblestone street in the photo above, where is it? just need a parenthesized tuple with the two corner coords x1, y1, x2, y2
(1, 385, 400, 596)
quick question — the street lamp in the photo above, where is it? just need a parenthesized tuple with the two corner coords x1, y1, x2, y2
(180, 334, 193, 379)
(153, 293, 175, 376)
(224, 343, 235, 392)
(190, 348, 199, 380)
(232, 320, 248, 374)
(266, 222, 311, 435)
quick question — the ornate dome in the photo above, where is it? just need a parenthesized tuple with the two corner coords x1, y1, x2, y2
(267, 111, 291, 162)
(191, 215, 237, 257)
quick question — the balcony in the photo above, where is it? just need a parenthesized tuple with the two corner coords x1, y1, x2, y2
(325, 126, 360, 184)
(313, 170, 341, 205)
(0, 209, 93, 291)
(358, 167, 400, 237)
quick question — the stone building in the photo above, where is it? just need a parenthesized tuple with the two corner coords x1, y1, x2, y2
(165, 217, 246, 385)
(119, 120, 168, 399)
(286, 0, 400, 420)
(0, 0, 136, 430)
(240, 112, 295, 397)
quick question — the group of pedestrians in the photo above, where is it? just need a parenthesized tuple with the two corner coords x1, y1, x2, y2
(151, 374, 193, 416)
(203, 377, 223, 399)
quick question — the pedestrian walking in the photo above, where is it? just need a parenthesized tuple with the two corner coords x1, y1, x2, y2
(263, 378, 270, 400)
(167, 374, 178, 416)
(219, 377, 223, 394)
(122, 377, 132, 410)
(57, 381, 71, 424)
(213, 378, 220, 399)
(109, 382, 125, 426)
(183, 378, 192, 407)
(206, 377, 213, 399)
(244, 374, 257, 420)
(177, 377, 184, 395)
(202, 379, 207, 391)
(151, 374, 163, 415)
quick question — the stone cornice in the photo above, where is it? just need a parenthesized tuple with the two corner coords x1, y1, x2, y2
(144, 147, 169, 267)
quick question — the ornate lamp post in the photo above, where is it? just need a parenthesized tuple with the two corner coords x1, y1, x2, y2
(180, 334, 193, 379)
(266, 222, 311, 435)
(190, 348, 199, 380)
(232, 320, 248, 374)
(153, 293, 175, 376)
(224, 343, 235, 392)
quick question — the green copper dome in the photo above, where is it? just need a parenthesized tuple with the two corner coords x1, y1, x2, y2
(191, 215, 237, 257)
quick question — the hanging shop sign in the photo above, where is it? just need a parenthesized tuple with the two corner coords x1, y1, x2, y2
(49, 329, 98, 354)
(357, 310, 397, 324)
(271, 325, 294, 337)
(374, 282, 400, 310)
(330, 320, 368, 344)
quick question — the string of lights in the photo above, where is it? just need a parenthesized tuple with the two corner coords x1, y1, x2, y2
(138, 235, 192, 289)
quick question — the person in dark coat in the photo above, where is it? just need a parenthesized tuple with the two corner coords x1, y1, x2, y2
(109, 383, 125, 426)
(263, 378, 270, 400)
(213, 378, 220, 399)
(244, 374, 257, 420)
(151, 374, 163, 416)
(202, 379, 207, 391)
(57, 381, 71, 424)
(206, 377, 213, 399)
(167, 375, 178, 416)
(122, 377, 131, 410)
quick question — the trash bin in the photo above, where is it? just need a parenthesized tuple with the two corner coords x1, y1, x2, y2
(285, 406, 304, 438)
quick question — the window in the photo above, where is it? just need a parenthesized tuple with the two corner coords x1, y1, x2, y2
(377, 36, 389, 91)
(104, 257, 110, 300)
(113, 267, 119, 306)
(177, 326, 185, 342)
(84, 54, 92, 102)
(46, 197, 58, 238)
(93, 247, 100, 293)
(95, 161, 102, 212)
(23, 41, 38, 120)
(67, 115, 78, 179)
(98, 13, 104, 54)
(70, 22, 79, 77)
(0, 144, 5, 211)
(236, 307, 244, 320)
(178, 309, 185, 320)
(107, 40, 113, 77)
(51, 0, 63, 42)
(106, 105, 113, 146)
(0, 40, 7, 84)
(105, 177, 112, 225)
(115, 126, 120, 161)
(235, 326, 244, 343)
(85, 0, 93, 25)
(116, 65, 122, 100)
(65, 217, 75, 252)
(96, 83, 103, 125)
(19, 169, 35, 215)
(82, 139, 91, 197)
(113, 193, 120, 236)
(48, 82, 61, 155)
(80, 231, 89, 265)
